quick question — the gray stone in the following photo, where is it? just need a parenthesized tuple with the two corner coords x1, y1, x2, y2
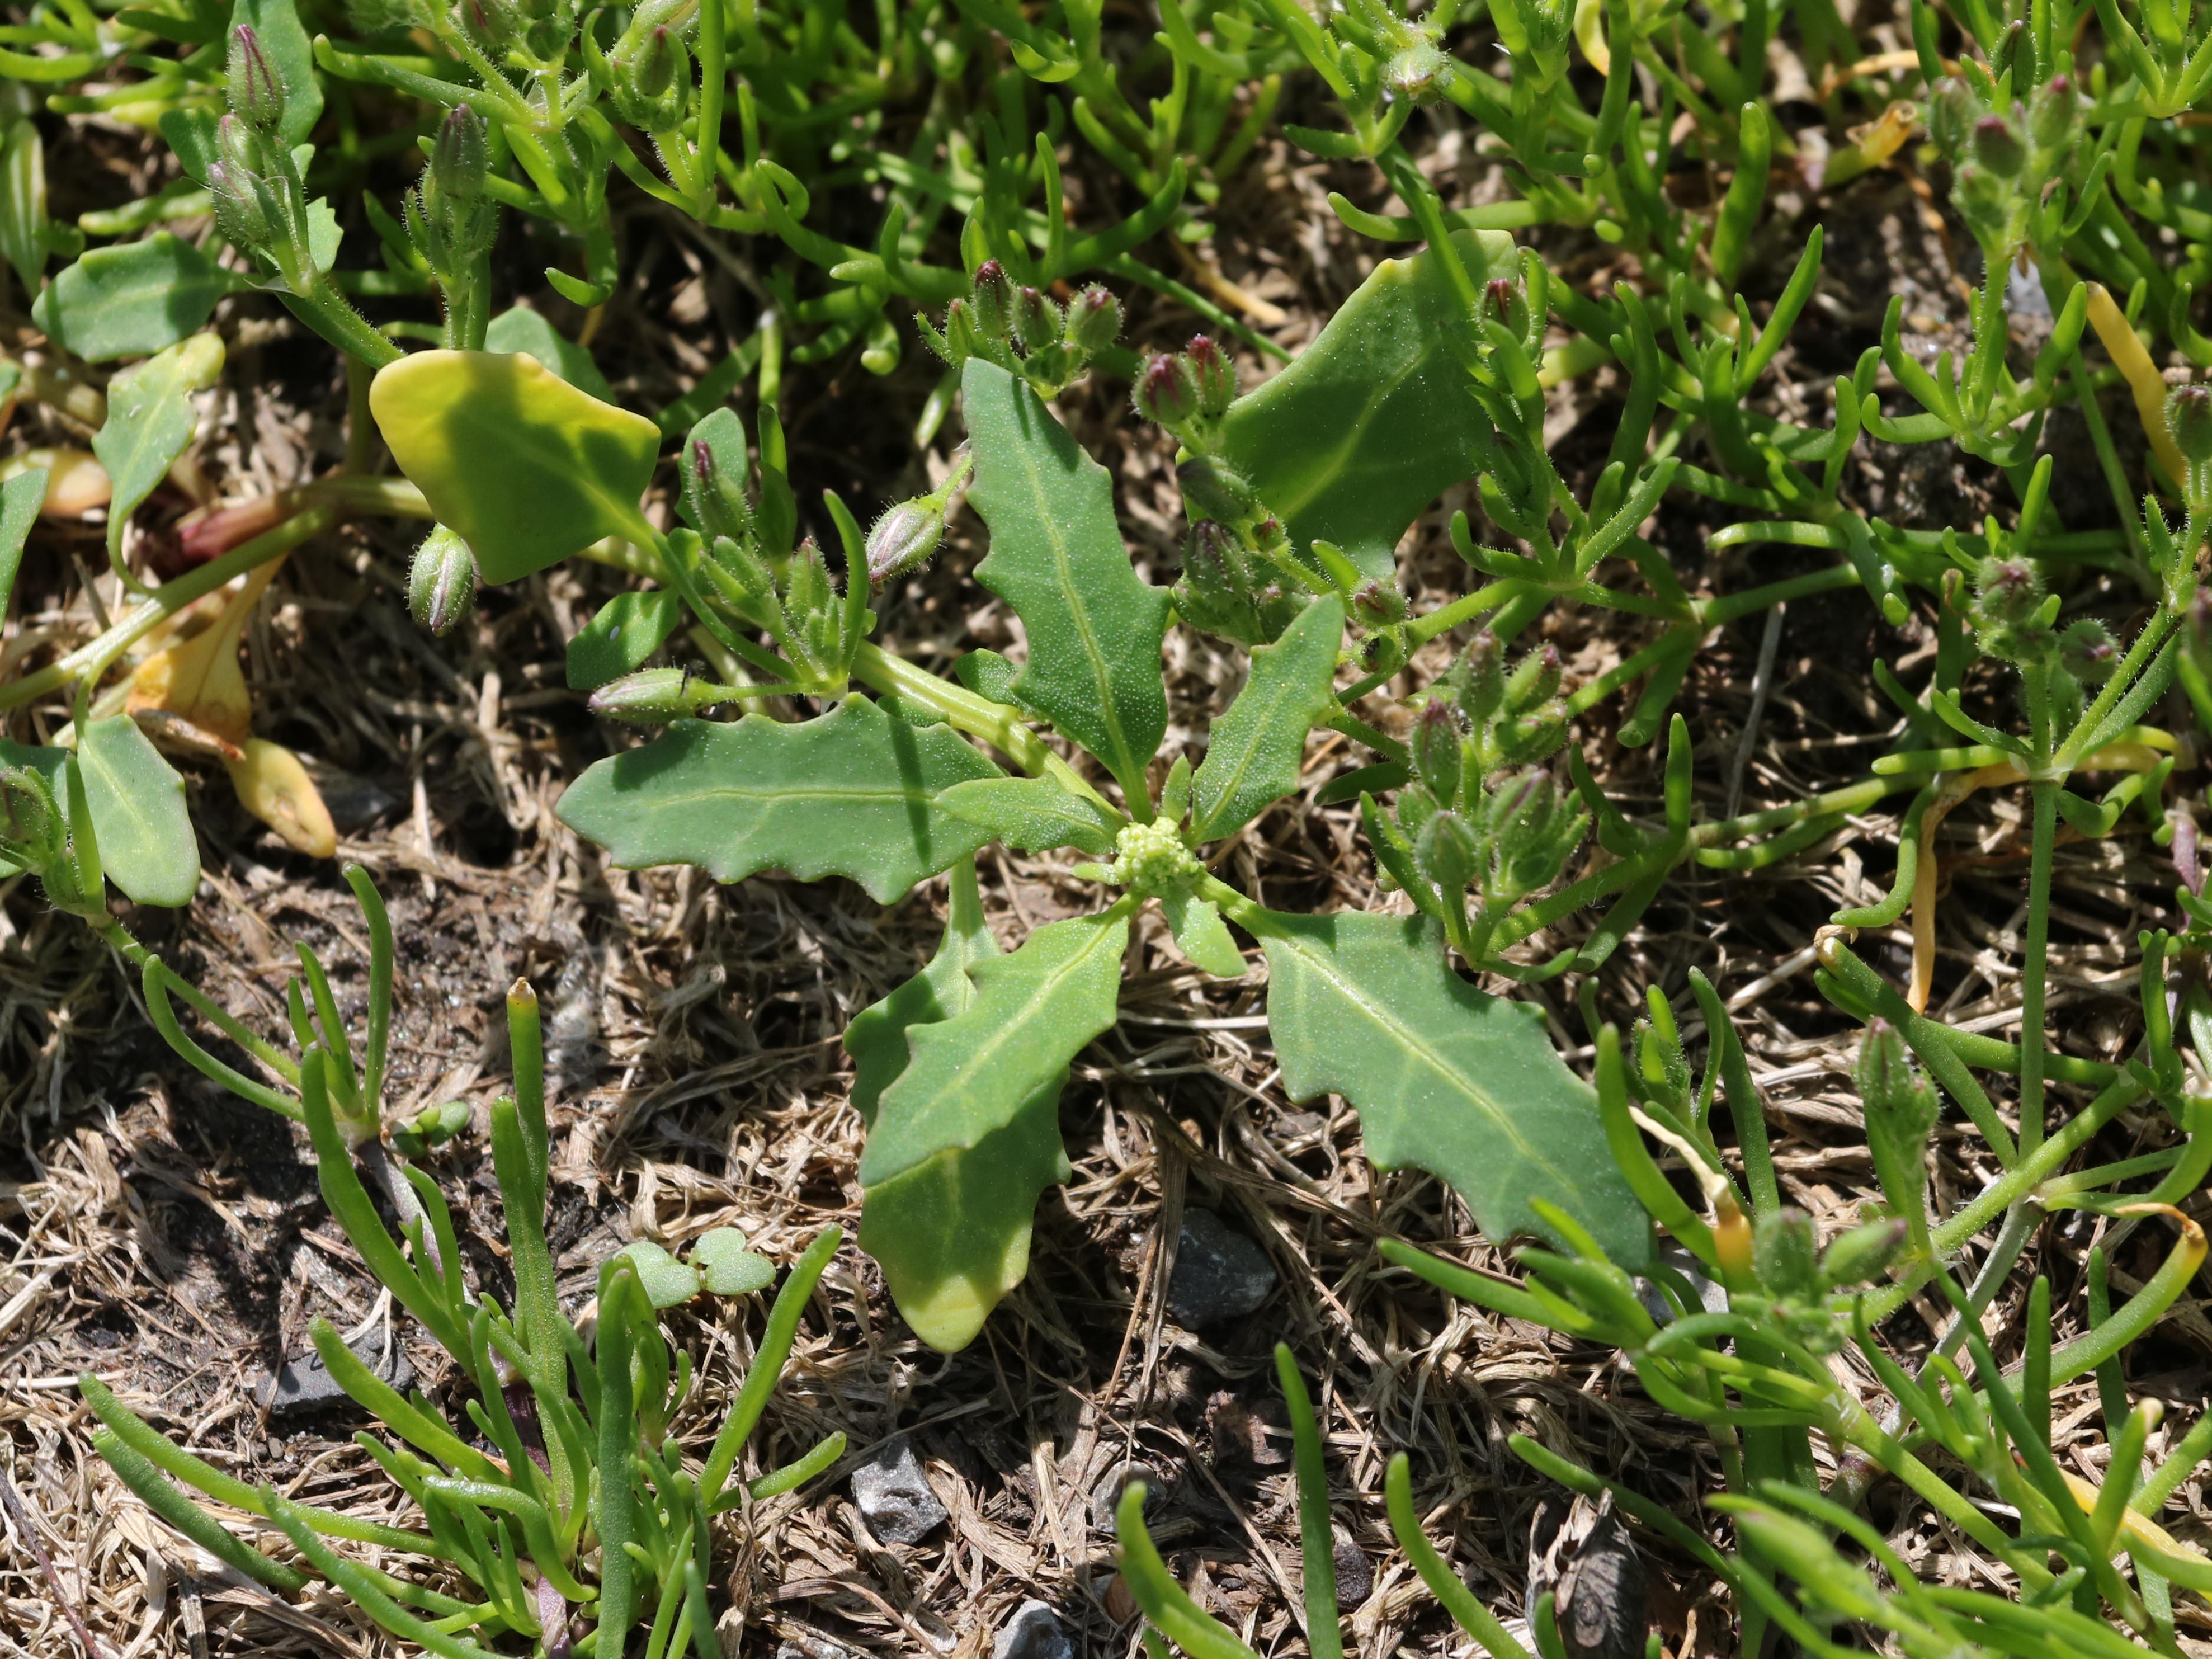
(851, 1436, 947, 1544)
(993, 1600, 1071, 1659)
(1331, 1526, 1373, 1606)
(1633, 1246, 1727, 1327)
(1167, 1209, 1276, 1326)
(257, 1330, 413, 1417)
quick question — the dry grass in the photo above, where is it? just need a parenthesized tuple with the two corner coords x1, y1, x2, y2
(2, 68, 2211, 1659)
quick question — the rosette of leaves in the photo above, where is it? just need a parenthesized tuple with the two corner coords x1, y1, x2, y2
(469, 239, 1652, 1350)
(84, 979, 843, 1658)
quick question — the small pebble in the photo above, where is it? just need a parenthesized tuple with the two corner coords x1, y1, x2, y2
(257, 1330, 412, 1417)
(851, 1436, 947, 1544)
(1331, 1527, 1373, 1606)
(1167, 1209, 1276, 1326)
(993, 1599, 1072, 1659)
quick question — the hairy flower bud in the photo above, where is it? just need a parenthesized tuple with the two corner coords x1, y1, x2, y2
(1855, 1017, 1940, 1217)
(1928, 78, 1977, 158)
(970, 261, 1014, 342)
(682, 436, 753, 546)
(2028, 73, 2075, 150)
(409, 526, 479, 637)
(1753, 1208, 1820, 1299)
(1176, 455, 1258, 524)
(1411, 700, 1464, 806)
(589, 667, 720, 723)
(1013, 286, 1062, 353)
(1973, 558, 2041, 626)
(866, 497, 946, 583)
(1818, 1215, 1909, 1288)
(1415, 808, 1481, 898)
(1065, 285, 1122, 354)
(1972, 114, 2026, 180)
(1134, 351, 1201, 431)
(209, 115, 282, 254)
(1503, 642, 1562, 715)
(1185, 336, 1237, 419)
(227, 25, 286, 133)
(2060, 618, 2118, 684)
(1383, 42, 1447, 103)
(2169, 384, 2212, 465)
(432, 104, 489, 204)
(1352, 579, 1407, 628)
(1457, 628, 1506, 727)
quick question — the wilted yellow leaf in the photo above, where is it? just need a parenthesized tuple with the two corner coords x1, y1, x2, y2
(225, 738, 336, 859)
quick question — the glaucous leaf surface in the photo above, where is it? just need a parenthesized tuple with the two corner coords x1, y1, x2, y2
(1221, 230, 1515, 580)
(856, 901, 1121, 1349)
(1190, 594, 1343, 843)
(556, 695, 1001, 903)
(963, 359, 1170, 805)
(370, 349, 662, 585)
(32, 235, 243, 362)
(1261, 909, 1649, 1265)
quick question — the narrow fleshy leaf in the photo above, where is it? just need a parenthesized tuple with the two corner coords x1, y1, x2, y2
(1261, 910, 1648, 1266)
(32, 235, 244, 362)
(370, 349, 663, 585)
(557, 696, 1002, 903)
(1191, 595, 1343, 843)
(77, 716, 198, 907)
(0, 119, 46, 302)
(963, 358, 1170, 803)
(1222, 230, 1515, 579)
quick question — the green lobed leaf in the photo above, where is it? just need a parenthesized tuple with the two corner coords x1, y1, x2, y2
(937, 776, 1121, 855)
(1221, 230, 1515, 580)
(846, 857, 1000, 1124)
(556, 696, 1003, 904)
(689, 1228, 774, 1295)
(32, 235, 244, 362)
(76, 717, 198, 907)
(229, 0, 323, 147)
(0, 466, 43, 618)
(0, 119, 46, 303)
(962, 359, 1170, 804)
(1191, 595, 1344, 843)
(369, 348, 663, 586)
(616, 1240, 701, 1309)
(1261, 910, 1649, 1266)
(856, 903, 1122, 1349)
(485, 305, 614, 401)
(1161, 890, 1246, 977)
(93, 333, 225, 576)
(566, 590, 682, 691)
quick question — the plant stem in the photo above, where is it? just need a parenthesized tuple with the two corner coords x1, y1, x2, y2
(2018, 780, 2058, 1160)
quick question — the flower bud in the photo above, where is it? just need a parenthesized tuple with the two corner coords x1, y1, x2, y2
(866, 496, 946, 583)
(0, 764, 59, 867)
(1988, 18, 2025, 87)
(970, 261, 1014, 342)
(1384, 42, 1447, 103)
(1504, 642, 1562, 715)
(2028, 74, 2075, 150)
(461, 0, 521, 51)
(1013, 286, 1062, 353)
(683, 435, 753, 545)
(1352, 579, 1407, 628)
(2060, 618, 2117, 684)
(1185, 336, 1237, 418)
(1952, 162, 2012, 243)
(1818, 1216, 1909, 1288)
(209, 115, 281, 253)
(589, 667, 720, 723)
(1134, 351, 1201, 431)
(1456, 629, 1506, 727)
(431, 104, 489, 205)
(1973, 558, 2040, 626)
(227, 26, 286, 133)
(1971, 114, 2026, 180)
(408, 525, 479, 637)
(1415, 808, 1480, 897)
(1065, 285, 1121, 354)
(2169, 384, 2212, 465)
(1855, 1017, 1940, 1214)
(1411, 700, 1464, 806)
(1753, 1208, 1820, 1299)
(1928, 78, 1977, 158)
(1175, 455, 1258, 524)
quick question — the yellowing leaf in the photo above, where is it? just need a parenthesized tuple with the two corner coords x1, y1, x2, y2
(125, 558, 280, 748)
(369, 350, 663, 586)
(225, 738, 336, 859)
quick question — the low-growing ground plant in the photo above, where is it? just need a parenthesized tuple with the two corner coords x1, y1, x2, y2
(74, 882, 844, 1657)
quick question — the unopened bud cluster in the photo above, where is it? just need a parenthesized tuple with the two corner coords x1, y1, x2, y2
(1131, 334, 1237, 454)
(1961, 552, 2116, 724)
(207, 27, 318, 291)
(404, 104, 497, 284)
(1930, 72, 2079, 259)
(919, 260, 1122, 397)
